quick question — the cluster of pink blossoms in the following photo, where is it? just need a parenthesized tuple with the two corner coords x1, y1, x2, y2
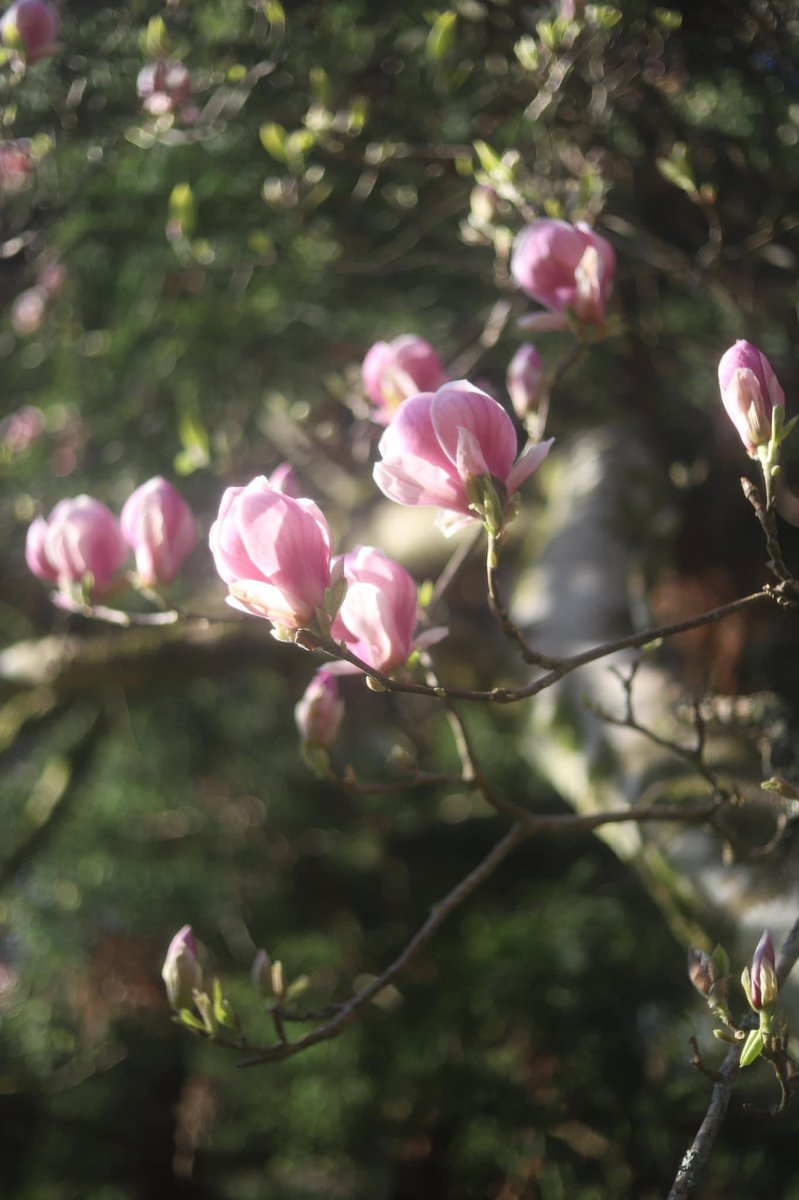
(26, 476, 196, 596)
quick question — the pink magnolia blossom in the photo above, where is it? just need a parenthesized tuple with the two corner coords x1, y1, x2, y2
(331, 546, 421, 672)
(362, 335, 448, 423)
(507, 344, 545, 421)
(0, 404, 44, 454)
(0, 139, 35, 193)
(136, 60, 196, 120)
(161, 925, 202, 1011)
(1, 0, 60, 62)
(718, 340, 785, 456)
(295, 668, 345, 748)
(511, 219, 616, 328)
(209, 476, 333, 632)
(373, 380, 554, 535)
(26, 496, 128, 594)
(120, 476, 196, 587)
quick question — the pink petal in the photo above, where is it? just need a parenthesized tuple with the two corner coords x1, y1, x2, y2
(432, 382, 518, 483)
(505, 437, 554, 495)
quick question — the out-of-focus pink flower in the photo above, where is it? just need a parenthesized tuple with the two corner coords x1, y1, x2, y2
(268, 462, 300, 498)
(37, 261, 68, 297)
(511, 219, 616, 327)
(120, 476, 196, 588)
(745, 931, 778, 1011)
(362, 335, 448, 423)
(1, 0, 60, 62)
(25, 496, 129, 594)
(11, 288, 46, 336)
(718, 340, 785, 456)
(0, 404, 44, 453)
(209, 476, 333, 632)
(161, 925, 202, 1010)
(507, 344, 545, 421)
(137, 60, 196, 119)
(0, 139, 34, 193)
(373, 380, 554, 535)
(330, 546, 420, 672)
(295, 668, 345, 748)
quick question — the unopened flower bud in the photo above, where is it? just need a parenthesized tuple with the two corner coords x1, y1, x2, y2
(743, 930, 779, 1012)
(1, 0, 60, 62)
(161, 925, 202, 1010)
(718, 341, 785, 457)
(120, 476, 196, 587)
(295, 669, 344, 748)
(251, 948, 272, 997)
(507, 344, 545, 421)
(688, 948, 716, 997)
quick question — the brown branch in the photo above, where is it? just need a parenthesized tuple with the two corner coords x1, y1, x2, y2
(237, 820, 530, 1066)
(668, 917, 799, 1200)
(325, 588, 773, 703)
(486, 532, 564, 669)
(234, 799, 719, 1068)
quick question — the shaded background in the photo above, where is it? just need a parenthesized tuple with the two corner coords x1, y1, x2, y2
(2, 0, 799, 1196)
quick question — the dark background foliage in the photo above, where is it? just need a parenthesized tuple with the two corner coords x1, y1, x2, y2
(2, 0, 799, 1196)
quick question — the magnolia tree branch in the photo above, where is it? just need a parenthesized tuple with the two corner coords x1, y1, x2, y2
(668, 918, 799, 1200)
(230, 799, 721, 1068)
(325, 587, 774, 703)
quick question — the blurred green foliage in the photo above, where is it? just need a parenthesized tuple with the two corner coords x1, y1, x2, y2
(3, 0, 799, 1196)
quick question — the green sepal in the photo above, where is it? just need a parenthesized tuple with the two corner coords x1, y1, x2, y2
(285, 974, 310, 1002)
(212, 977, 237, 1031)
(739, 1028, 765, 1067)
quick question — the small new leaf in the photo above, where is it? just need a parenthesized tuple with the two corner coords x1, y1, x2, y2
(739, 1027, 765, 1067)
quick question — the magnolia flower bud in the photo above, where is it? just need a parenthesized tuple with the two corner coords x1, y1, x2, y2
(26, 496, 129, 595)
(742, 930, 779, 1012)
(1, 0, 60, 62)
(507, 344, 546, 422)
(511, 219, 616, 326)
(120, 476, 196, 587)
(295, 669, 344, 748)
(362, 335, 448, 423)
(161, 925, 202, 1010)
(251, 948, 273, 997)
(209, 477, 333, 633)
(718, 341, 785, 457)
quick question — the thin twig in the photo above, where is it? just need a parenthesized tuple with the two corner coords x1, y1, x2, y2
(485, 532, 564, 669)
(233, 800, 719, 1068)
(237, 820, 529, 1066)
(668, 916, 799, 1200)
(323, 588, 773, 704)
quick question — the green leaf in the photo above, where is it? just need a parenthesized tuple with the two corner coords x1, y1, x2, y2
(175, 408, 210, 476)
(285, 974, 310, 1002)
(169, 183, 196, 236)
(654, 7, 682, 30)
(260, 122, 288, 162)
(656, 155, 696, 196)
(474, 140, 503, 176)
(310, 66, 333, 109)
(263, 0, 286, 44)
(514, 36, 540, 71)
(142, 16, 170, 58)
(739, 1027, 764, 1067)
(427, 11, 457, 63)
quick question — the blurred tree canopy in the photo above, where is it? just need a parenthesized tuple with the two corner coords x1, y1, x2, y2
(3, 0, 799, 1197)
